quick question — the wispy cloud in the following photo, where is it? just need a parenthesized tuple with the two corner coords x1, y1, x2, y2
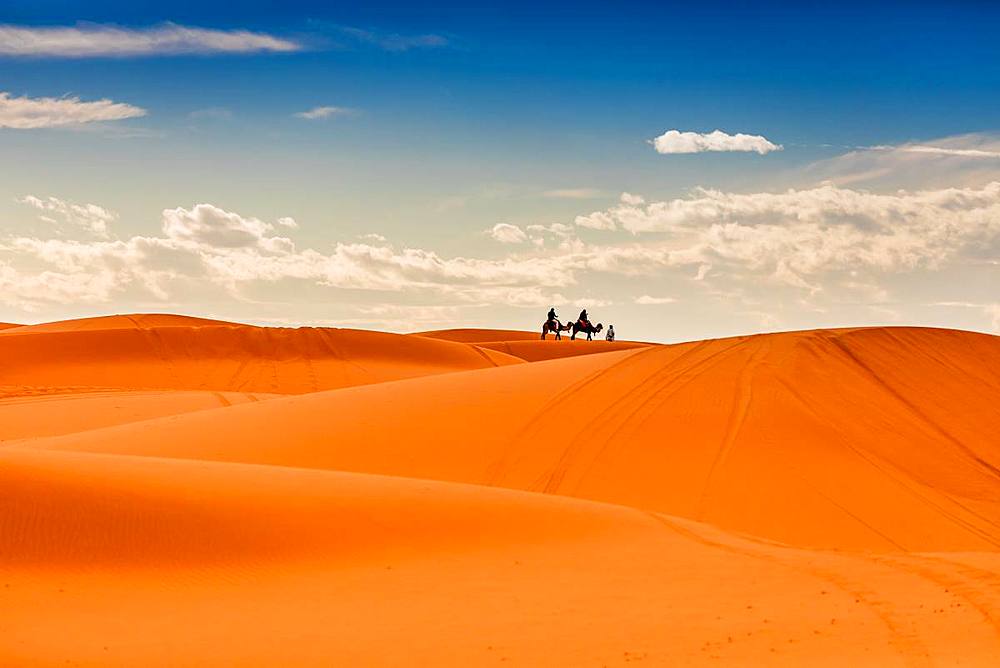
(884, 145, 1000, 159)
(294, 106, 355, 120)
(0, 91, 146, 129)
(339, 26, 448, 52)
(803, 133, 1000, 188)
(0, 23, 300, 57)
(651, 129, 782, 155)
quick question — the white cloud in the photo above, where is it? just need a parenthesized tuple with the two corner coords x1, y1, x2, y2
(161, 204, 288, 249)
(898, 145, 1000, 159)
(0, 23, 300, 57)
(0, 202, 580, 309)
(2, 184, 997, 332)
(294, 106, 355, 120)
(575, 192, 646, 230)
(0, 261, 126, 310)
(276, 217, 299, 229)
(0, 91, 146, 129)
(572, 182, 1000, 289)
(17, 195, 116, 237)
(804, 133, 1000, 189)
(651, 129, 782, 155)
(635, 295, 676, 305)
(488, 223, 528, 244)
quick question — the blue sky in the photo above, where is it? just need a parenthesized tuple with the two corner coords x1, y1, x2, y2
(1, 2, 999, 339)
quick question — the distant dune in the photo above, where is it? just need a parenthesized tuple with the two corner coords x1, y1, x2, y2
(413, 327, 543, 343)
(0, 313, 521, 397)
(3, 315, 1000, 665)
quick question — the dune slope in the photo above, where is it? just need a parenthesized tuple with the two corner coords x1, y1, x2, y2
(5, 317, 1000, 665)
(476, 338, 650, 361)
(24, 327, 1000, 551)
(0, 390, 277, 441)
(3, 446, 999, 666)
(0, 314, 521, 396)
(413, 328, 542, 343)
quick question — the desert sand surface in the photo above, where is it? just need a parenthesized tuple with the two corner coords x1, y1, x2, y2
(0, 313, 521, 397)
(3, 315, 1000, 666)
(413, 327, 543, 343)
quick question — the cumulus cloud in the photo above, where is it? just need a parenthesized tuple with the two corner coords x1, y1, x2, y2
(161, 204, 290, 249)
(0, 92, 146, 129)
(294, 106, 355, 120)
(651, 129, 782, 155)
(488, 223, 528, 244)
(573, 182, 1000, 290)
(0, 202, 579, 309)
(17, 195, 116, 237)
(0, 23, 300, 57)
(576, 192, 645, 230)
(2, 185, 998, 333)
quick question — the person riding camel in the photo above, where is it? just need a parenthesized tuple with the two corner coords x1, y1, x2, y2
(578, 309, 590, 328)
(548, 307, 558, 325)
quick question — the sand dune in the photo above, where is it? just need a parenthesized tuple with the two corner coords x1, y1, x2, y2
(0, 390, 277, 441)
(476, 338, 650, 361)
(3, 315, 1000, 664)
(414, 327, 543, 343)
(0, 314, 521, 396)
(0, 313, 235, 334)
(24, 326, 1000, 551)
(421, 326, 652, 362)
(4, 446, 1000, 666)
(0, 322, 20, 330)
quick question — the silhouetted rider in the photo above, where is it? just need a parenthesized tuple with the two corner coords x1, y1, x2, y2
(548, 307, 558, 323)
(578, 309, 589, 327)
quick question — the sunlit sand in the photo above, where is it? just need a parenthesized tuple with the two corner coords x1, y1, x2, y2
(2, 314, 999, 665)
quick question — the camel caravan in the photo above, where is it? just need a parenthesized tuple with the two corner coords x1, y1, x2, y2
(542, 308, 614, 341)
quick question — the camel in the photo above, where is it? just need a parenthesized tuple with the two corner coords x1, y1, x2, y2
(541, 319, 573, 340)
(571, 321, 604, 341)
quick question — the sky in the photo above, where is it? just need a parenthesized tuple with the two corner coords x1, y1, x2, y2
(1, 1, 999, 342)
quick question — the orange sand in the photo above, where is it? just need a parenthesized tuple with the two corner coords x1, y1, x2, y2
(2, 315, 999, 665)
